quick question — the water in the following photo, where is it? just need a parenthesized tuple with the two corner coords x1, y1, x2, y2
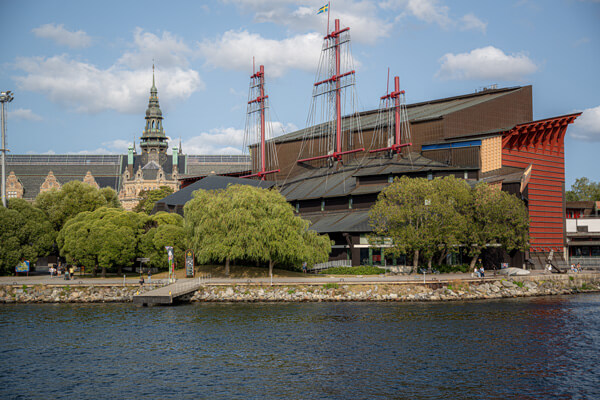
(1, 295, 599, 399)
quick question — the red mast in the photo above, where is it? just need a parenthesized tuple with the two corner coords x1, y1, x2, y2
(298, 19, 364, 164)
(370, 76, 412, 156)
(241, 65, 280, 180)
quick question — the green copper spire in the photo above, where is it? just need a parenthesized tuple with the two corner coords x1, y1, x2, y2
(140, 66, 168, 162)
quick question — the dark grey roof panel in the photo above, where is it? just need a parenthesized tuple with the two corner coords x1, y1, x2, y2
(154, 175, 276, 209)
(305, 210, 371, 233)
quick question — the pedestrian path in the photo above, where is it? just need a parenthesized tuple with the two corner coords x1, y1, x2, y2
(133, 280, 202, 306)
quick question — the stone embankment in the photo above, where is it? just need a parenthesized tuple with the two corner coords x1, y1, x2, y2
(0, 284, 160, 303)
(1, 274, 599, 304)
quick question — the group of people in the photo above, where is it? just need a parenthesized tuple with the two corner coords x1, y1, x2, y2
(570, 262, 583, 273)
(49, 262, 76, 280)
(474, 259, 485, 278)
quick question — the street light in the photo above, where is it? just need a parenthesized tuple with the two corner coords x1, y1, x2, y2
(0, 90, 14, 208)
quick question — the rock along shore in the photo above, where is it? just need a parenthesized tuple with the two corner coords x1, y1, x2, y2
(1, 274, 599, 304)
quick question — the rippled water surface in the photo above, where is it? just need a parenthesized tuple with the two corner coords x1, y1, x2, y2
(1, 295, 599, 399)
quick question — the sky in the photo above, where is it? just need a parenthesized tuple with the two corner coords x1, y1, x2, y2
(1, 0, 599, 187)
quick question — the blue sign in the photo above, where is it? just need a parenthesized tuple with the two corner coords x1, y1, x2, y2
(15, 260, 30, 273)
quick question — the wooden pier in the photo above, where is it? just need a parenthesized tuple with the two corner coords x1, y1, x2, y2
(133, 280, 202, 306)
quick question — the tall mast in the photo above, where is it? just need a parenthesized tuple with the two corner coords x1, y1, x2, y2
(241, 65, 280, 180)
(370, 75, 412, 157)
(298, 18, 364, 165)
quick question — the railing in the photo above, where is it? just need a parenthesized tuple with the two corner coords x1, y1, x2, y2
(187, 155, 251, 164)
(569, 257, 600, 269)
(7, 154, 122, 165)
(308, 260, 352, 272)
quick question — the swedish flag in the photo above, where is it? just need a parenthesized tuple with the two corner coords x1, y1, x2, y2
(317, 3, 329, 14)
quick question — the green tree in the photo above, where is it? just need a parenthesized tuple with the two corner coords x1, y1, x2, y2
(57, 207, 147, 277)
(369, 176, 470, 269)
(139, 212, 185, 270)
(133, 186, 174, 214)
(0, 199, 56, 274)
(184, 185, 331, 276)
(566, 177, 600, 201)
(35, 180, 121, 231)
(465, 183, 530, 269)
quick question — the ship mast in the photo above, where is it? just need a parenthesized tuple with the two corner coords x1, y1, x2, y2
(370, 75, 412, 157)
(298, 19, 364, 165)
(241, 65, 280, 180)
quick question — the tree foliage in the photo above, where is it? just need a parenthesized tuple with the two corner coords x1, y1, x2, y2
(35, 180, 121, 231)
(566, 177, 600, 202)
(465, 183, 530, 268)
(369, 177, 529, 269)
(138, 212, 186, 269)
(184, 185, 331, 275)
(133, 186, 174, 214)
(57, 207, 147, 277)
(369, 176, 471, 268)
(0, 199, 56, 274)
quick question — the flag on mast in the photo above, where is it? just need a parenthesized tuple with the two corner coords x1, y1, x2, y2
(317, 3, 329, 14)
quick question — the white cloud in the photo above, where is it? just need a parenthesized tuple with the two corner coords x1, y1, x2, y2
(14, 29, 204, 114)
(118, 28, 192, 69)
(225, 0, 392, 44)
(8, 108, 43, 121)
(102, 139, 132, 152)
(32, 23, 92, 48)
(571, 106, 600, 141)
(436, 46, 538, 81)
(460, 13, 487, 33)
(402, 0, 451, 27)
(199, 30, 322, 77)
(183, 127, 245, 154)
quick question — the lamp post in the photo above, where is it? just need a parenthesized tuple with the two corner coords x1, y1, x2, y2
(0, 90, 14, 208)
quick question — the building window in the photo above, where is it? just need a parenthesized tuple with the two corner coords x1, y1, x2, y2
(295, 202, 299, 213)
(349, 196, 353, 209)
(321, 199, 325, 212)
(388, 175, 393, 183)
(427, 172, 433, 180)
(464, 171, 468, 179)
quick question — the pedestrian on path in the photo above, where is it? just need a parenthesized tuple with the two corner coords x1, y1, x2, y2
(139, 275, 145, 287)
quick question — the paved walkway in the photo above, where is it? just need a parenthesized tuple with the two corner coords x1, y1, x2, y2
(0, 269, 578, 287)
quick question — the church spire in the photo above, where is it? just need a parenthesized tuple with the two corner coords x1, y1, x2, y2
(140, 66, 168, 164)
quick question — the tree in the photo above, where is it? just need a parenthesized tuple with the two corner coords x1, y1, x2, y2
(35, 180, 121, 231)
(465, 183, 530, 269)
(369, 176, 470, 269)
(566, 177, 600, 202)
(0, 199, 56, 274)
(133, 186, 174, 214)
(57, 207, 147, 277)
(184, 185, 331, 276)
(139, 212, 185, 270)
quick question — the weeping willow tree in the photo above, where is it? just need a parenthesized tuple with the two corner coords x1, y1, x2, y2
(184, 185, 331, 276)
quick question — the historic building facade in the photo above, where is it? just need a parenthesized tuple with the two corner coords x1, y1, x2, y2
(117, 70, 181, 211)
(4, 71, 250, 209)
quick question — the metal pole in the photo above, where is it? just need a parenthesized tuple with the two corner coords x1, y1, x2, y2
(1, 91, 14, 208)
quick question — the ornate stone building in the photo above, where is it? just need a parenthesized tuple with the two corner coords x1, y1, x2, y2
(3, 69, 251, 206)
(118, 69, 181, 211)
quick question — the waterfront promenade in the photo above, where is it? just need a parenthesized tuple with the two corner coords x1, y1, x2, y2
(0, 269, 593, 286)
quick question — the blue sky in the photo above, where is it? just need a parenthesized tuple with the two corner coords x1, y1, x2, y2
(1, 0, 599, 187)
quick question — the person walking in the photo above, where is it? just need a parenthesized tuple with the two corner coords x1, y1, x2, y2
(147, 269, 151, 283)
(139, 275, 145, 287)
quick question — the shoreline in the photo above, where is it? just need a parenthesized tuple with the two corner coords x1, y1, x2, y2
(1, 273, 599, 304)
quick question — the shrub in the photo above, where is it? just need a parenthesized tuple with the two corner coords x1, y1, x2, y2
(432, 264, 470, 273)
(320, 266, 385, 275)
(514, 281, 524, 288)
(323, 283, 339, 290)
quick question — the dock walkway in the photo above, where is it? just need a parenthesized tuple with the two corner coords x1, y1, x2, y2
(133, 280, 202, 305)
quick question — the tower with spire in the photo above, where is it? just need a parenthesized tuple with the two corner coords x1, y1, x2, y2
(140, 65, 168, 165)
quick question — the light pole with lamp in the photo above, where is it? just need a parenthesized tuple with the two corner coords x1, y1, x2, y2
(0, 90, 14, 208)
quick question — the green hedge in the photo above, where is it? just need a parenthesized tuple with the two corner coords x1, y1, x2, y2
(320, 266, 386, 275)
(432, 264, 470, 273)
